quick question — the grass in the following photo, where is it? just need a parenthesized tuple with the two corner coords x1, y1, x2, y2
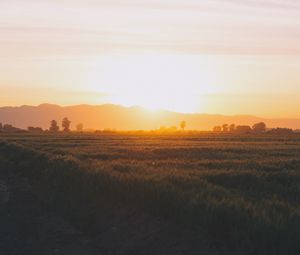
(0, 132, 299, 254)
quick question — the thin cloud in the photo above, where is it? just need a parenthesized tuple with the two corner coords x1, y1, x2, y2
(0, 0, 299, 56)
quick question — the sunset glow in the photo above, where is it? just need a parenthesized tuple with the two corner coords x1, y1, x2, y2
(1, 2, 300, 253)
(86, 54, 218, 112)
(0, 0, 299, 117)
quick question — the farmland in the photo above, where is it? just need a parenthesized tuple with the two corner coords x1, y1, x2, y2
(0, 132, 300, 254)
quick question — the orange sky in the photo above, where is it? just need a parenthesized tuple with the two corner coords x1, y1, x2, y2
(0, 0, 299, 117)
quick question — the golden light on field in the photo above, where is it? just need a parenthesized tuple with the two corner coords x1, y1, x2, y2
(87, 54, 219, 113)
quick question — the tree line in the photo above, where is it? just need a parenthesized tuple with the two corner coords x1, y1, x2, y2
(212, 122, 294, 134)
(213, 122, 266, 133)
(0, 118, 83, 133)
(0, 119, 296, 134)
(46, 118, 84, 133)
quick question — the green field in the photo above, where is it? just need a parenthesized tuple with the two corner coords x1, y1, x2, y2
(0, 133, 299, 254)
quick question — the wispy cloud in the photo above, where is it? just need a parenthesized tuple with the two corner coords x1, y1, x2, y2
(0, 1, 299, 116)
(0, 0, 299, 56)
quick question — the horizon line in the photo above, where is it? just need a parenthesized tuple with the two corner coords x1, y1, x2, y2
(1, 102, 300, 120)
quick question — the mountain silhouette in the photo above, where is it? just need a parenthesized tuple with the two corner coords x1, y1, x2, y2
(0, 104, 299, 130)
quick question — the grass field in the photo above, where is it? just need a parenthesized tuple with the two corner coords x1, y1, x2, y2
(0, 133, 299, 254)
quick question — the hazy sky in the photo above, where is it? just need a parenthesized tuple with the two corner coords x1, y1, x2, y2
(0, 0, 299, 117)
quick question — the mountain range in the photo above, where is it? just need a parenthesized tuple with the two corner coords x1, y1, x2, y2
(0, 104, 299, 131)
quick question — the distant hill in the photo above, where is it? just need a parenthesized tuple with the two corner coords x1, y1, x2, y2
(0, 104, 300, 130)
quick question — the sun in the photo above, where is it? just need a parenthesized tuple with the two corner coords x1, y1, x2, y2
(86, 53, 219, 113)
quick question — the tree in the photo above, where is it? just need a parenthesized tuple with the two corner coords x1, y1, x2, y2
(252, 122, 266, 133)
(62, 117, 71, 132)
(222, 124, 229, 132)
(2, 124, 21, 132)
(28, 126, 43, 132)
(236, 125, 252, 133)
(76, 123, 83, 132)
(213, 126, 222, 132)
(229, 124, 235, 132)
(0, 123, 2, 130)
(267, 128, 293, 135)
(180, 121, 186, 131)
(49, 120, 59, 132)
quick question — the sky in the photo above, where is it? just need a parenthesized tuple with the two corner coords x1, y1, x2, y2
(0, 0, 299, 117)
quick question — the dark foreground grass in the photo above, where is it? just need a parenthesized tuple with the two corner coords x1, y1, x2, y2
(0, 133, 299, 254)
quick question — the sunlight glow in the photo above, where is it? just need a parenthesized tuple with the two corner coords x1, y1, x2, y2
(87, 53, 220, 113)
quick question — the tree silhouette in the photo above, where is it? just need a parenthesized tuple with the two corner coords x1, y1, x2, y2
(28, 126, 43, 132)
(213, 126, 222, 132)
(222, 124, 229, 132)
(49, 120, 59, 132)
(252, 122, 266, 133)
(3, 124, 21, 132)
(180, 121, 186, 131)
(62, 117, 71, 132)
(236, 125, 252, 133)
(267, 128, 292, 135)
(229, 124, 235, 132)
(76, 123, 83, 132)
(0, 123, 2, 130)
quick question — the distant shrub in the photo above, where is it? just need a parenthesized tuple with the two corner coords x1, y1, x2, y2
(213, 126, 222, 132)
(252, 122, 266, 133)
(236, 125, 252, 133)
(267, 128, 293, 135)
(27, 126, 43, 132)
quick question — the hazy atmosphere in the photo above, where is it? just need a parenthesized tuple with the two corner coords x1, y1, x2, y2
(1, 0, 300, 117)
(1, 1, 300, 255)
